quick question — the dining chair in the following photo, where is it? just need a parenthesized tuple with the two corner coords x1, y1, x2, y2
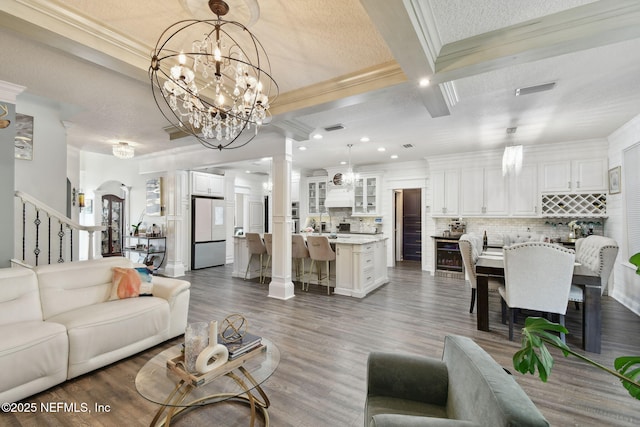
(502, 232, 548, 246)
(306, 235, 336, 295)
(569, 235, 619, 308)
(243, 233, 267, 283)
(262, 233, 273, 284)
(291, 234, 310, 289)
(499, 242, 575, 342)
(459, 233, 502, 313)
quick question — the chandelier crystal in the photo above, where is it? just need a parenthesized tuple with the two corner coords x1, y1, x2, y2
(112, 142, 135, 159)
(343, 144, 358, 188)
(149, 0, 278, 151)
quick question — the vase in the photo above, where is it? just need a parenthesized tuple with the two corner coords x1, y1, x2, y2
(184, 322, 209, 373)
(195, 320, 229, 373)
(569, 231, 575, 239)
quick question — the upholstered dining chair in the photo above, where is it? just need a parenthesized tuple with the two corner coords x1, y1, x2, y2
(459, 233, 502, 313)
(243, 233, 267, 283)
(291, 234, 310, 288)
(499, 242, 575, 342)
(305, 235, 336, 295)
(502, 232, 548, 246)
(262, 233, 273, 284)
(568, 235, 619, 308)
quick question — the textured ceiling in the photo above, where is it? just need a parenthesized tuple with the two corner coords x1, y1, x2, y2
(1, 0, 640, 175)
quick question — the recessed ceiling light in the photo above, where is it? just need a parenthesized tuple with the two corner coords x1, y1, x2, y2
(360, 136, 370, 142)
(390, 154, 398, 159)
(245, 170, 252, 174)
(419, 78, 430, 87)
(298, 146, 307, 151)
(313, 134, 323, 140)
(377, 147, 386, 152)
(340, 161, 347, 165)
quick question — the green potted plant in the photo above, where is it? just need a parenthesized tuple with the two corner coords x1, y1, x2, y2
(513, 317, 640, 400)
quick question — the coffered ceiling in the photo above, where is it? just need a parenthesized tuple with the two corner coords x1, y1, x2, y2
(1, 0, 640, 175)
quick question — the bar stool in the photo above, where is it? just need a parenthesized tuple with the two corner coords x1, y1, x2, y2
(244, 233, 267, 283)
(306, 235, 336, 295)
(262, 233, 273, 284)
(291, 234, 310, 288)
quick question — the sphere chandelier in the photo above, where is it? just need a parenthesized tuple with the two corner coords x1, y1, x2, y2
(149, 0, 278, 150)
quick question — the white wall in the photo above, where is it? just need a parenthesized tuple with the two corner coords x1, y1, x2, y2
(607, 113, 640, 315)
(15, 93, 67, 213)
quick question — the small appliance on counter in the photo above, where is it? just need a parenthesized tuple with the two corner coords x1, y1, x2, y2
(448, 219, 466, 237)
(337, 223, 350, 233)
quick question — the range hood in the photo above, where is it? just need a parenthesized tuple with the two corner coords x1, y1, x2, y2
(324, 187, 354, 208)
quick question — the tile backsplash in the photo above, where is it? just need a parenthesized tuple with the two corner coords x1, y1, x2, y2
(434, 217, 605, 246)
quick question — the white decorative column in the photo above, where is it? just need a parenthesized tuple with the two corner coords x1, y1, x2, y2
(268, 138, 295, 300)
(163, 170, 188, 277)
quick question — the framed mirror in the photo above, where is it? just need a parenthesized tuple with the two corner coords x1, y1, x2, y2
(146, 177, 163, 216)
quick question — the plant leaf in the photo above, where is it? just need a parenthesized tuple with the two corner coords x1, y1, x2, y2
(614, 356, 640, 398)
(629, 253, 640, 275)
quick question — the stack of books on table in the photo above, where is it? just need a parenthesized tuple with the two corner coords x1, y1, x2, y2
(220, 332, 263, 360)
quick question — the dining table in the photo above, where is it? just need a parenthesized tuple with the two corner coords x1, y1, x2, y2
(475, 249, 602, 353)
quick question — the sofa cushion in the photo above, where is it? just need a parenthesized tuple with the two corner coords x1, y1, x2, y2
(47, 296, 169, 377)
(0, 321, 68, 402)
(0, 268, 43, 325)
(367, 396, 449, 420)
(371, 413, 479, 427)
(35, 257, 134, 319)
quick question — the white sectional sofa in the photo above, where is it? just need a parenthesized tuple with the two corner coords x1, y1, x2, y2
(0, 257, 190, 403)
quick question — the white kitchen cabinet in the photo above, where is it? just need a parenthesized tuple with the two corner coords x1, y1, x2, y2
(539, 158, 607, 192)
(353, 175, 379, 215)
(431, 169, 459, 216)
(460, 167, 507, 216)
(335, 239, 389, 298)
(191, 171, 224, 197)
(510, 164, 538, 216)
(307, 177, 327, 214)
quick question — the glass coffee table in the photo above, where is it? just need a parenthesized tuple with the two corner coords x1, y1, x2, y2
(136, 338, 279, 426)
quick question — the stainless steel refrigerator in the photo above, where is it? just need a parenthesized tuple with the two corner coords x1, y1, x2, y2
(192, 196, 226, 269)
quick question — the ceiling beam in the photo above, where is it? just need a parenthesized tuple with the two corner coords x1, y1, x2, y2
(432, 0, 640, 84)
(359, 0, 451, 118)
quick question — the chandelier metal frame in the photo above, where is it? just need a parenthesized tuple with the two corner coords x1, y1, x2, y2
(149, 0, 278, 151)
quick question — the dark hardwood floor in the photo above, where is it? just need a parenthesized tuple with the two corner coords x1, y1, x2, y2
(4, 262, 640, 426)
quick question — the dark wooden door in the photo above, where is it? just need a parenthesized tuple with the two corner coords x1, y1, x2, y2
(402, 189, 421, 261)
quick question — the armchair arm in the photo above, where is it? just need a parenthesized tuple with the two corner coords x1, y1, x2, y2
(367, 352, 448, 406)
(371, 414, 479, 427)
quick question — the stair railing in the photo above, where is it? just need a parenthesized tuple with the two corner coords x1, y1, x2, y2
(14, 191, 104, 267)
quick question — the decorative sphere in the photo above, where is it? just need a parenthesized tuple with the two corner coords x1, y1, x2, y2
(219, 313, 248, 343)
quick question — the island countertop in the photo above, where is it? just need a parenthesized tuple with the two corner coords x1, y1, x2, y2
(234, 233, 387, 245)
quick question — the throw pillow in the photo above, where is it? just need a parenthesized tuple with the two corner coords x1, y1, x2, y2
(110, 267, 142, 300)
(135, 267, 154, 295)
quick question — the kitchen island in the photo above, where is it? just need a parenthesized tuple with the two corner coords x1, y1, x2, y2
(233, 234, 388, 298)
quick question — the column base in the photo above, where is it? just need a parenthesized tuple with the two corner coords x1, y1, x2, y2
(268, 278, 295, 300)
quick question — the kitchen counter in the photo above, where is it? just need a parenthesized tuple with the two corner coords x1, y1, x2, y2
(232, 233, 389, 298)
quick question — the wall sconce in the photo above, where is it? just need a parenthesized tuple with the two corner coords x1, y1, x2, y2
(78, 191, 85, 210)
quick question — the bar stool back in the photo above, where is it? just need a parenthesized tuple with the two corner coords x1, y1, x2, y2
(262, 233, 273, 284)
(291, 234, 310, 288)
(244, 233, 267, 283)
(306, 235, 336, 295)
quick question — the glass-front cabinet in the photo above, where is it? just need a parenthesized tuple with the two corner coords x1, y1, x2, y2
(353, 176, 378, 215)
(307, 178, 327, 214)
(101, 194, 124, 257)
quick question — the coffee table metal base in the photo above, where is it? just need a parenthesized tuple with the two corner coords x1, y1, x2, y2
(150, 366, 270, 427)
